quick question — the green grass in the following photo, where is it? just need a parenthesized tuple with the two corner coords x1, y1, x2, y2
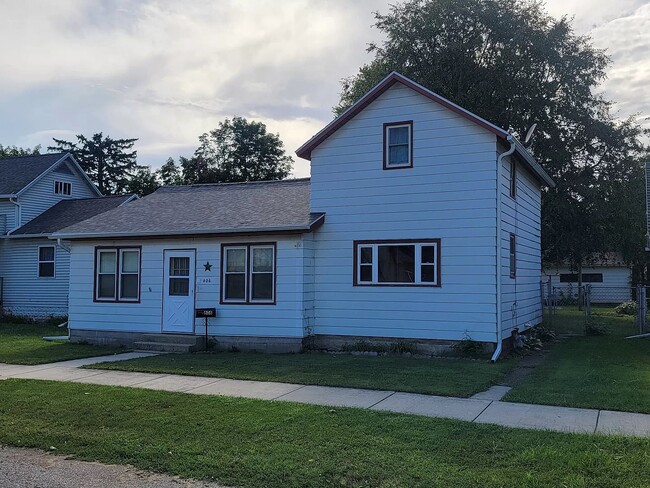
(0, 323, 126, 365)
(1, 380, 649, 488)
(87, 351, 517, 397)
(505, 307, 650, 413)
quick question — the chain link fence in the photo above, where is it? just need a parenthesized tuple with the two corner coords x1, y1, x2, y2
(541, 280, 646, 336)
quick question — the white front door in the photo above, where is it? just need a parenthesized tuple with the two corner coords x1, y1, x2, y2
(162, 250, 195, 333)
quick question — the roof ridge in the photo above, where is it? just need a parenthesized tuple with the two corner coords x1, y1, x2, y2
(159, 177, 310, 191)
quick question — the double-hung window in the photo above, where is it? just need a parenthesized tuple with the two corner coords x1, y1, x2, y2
(54, 180, 72, 196)
(354, 240, 440, 286)
(222, 243, 275, 304)
(38, 246, 55, 278)
(95, 247, 141, 302)
(383, 121, 413, 169)
(510, 160, 517, 198)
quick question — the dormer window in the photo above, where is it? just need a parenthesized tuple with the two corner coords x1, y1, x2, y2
(54, 180, 71, 196)
(383, 121, 413, 169)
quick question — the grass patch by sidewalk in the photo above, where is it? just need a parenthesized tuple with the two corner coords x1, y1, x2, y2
(87, 351, 516, 397)
(1, 379, 649, 488)
(504, 307, 650, 413)
(0, 323, 125, 365)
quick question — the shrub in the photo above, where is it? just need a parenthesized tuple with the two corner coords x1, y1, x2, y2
(451, 333, 485, 358)
(615, 301, 637, 316)
(586, 321, 608, 336)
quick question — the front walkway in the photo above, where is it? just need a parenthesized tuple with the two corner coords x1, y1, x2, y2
(1, 353, 649, 437)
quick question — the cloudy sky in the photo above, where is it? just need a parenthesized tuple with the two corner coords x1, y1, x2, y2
(1, 0, 648, 178)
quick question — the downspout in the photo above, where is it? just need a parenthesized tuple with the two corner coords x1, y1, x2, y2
(56, 238, 71, 253)
(491, 135, 516, 363)
(7, 197, 21, 234)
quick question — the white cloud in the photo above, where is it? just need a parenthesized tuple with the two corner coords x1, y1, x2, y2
(0, 0, 648, 178)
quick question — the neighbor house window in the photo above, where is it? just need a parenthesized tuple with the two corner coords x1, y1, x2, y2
(383, 121, 413, 169)
(54, 180, 71, 196)
(38, 246, 55, 278)
(510, 160, 516, 198)
(95, 247, 141, 302)
(221, 243, 275, 304)
(559, 273, 603, 283)
(509, 234, 516, 278)
(354, 239, 440, 286)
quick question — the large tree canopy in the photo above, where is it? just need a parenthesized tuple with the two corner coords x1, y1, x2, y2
(338, 0, 647, 274)
(188, 117, 293, 184)
(49, 133, 138, 195)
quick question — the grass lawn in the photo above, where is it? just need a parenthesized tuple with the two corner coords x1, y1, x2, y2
(87, 350, 517, 397)
(1, 379, 649, 488)
(505, 307, 650, 413)
(0, 323, 126, 365)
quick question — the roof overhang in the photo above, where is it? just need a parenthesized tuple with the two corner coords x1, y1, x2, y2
(51, 213, 326, 241)
(509, 138, 555, 188)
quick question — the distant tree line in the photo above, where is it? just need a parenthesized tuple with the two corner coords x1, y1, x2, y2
(0, 116, 294, 198)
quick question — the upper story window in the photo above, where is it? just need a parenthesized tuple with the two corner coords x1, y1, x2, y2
(221, 243, 276, 304)
(383, 121, 413, 169)
(95, 247, 141, 302)
(509, 160, 516, 198)
(354, 239, 440, 286)
(54, 180, 72, 196)
(38, 246, 55, 278)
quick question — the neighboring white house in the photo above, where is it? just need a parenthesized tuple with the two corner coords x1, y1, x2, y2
(542, 253, 632, 304)
(53, 72, 554, 358)
(0, 153, 136, 317)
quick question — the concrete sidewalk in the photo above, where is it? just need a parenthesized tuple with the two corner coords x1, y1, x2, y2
(1, 353, 649, 438)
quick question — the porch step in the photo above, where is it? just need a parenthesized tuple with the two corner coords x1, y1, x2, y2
(134, 334, 205, 353)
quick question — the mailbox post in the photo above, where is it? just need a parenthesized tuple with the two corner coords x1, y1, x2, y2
(195, 308, 216, 351)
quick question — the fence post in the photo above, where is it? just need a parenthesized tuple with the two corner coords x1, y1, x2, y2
(636, 285, 646, 334)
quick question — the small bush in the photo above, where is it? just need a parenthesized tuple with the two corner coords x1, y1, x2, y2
(451, 333, 485, 358)
(341, 341, 388, 353)
(388, 341, 419, 355)
(1, 313, 68, 326)
(615, 301, 637, 316)
(586, 321, 608, 336)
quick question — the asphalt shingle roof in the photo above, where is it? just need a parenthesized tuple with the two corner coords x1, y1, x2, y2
(54, 178, 323, 238)
(0, 153, 69, 195)
(11, 195, 135, 236)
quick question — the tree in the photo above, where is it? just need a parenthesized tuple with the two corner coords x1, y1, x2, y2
(0, 144, 41, 158)
(49, 133, 138, 194)
(127, 166, 160, 196)
(157, 157, 183, 186)
(338, 0, 648, 275)
(189, 117, 293, 183)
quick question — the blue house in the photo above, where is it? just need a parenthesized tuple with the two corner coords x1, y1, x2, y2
(0, 153, 136, 318)
(54, 73, 554, 358)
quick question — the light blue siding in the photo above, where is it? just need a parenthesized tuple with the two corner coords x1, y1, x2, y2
(309, 83, 499, 343)
(0, 238, 70, 317)
(0, 200, 16, 233)
(500, 153, 543, 334)
(68, 236, 307, 338)
(19, 160, 97, 226)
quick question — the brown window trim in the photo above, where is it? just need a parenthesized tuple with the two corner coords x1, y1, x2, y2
(352, 238, 441, 287)
(220, 242, 277, 305)
(509, 233, 516, 279)
(383, 120, 413, 170)
(510, 159, 516, 199)
(93, 246, 142, 303)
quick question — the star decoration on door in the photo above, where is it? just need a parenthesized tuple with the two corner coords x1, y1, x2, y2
(203, 261, 213, 272)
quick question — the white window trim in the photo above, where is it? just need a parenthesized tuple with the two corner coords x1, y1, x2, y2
(222, 246, 248, 303)
(355, 241, 439, 286)
(118, 248, 140, 302)
(95, 248, 141, 302)
(249, 245, 275, 304)
(54, 180, 72, 196)
(384, 123, 412, 168)
(37, 245, 56, 279)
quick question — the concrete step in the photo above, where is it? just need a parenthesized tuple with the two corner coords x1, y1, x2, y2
(141, 334, 204, 346)
(134, 341, 203, 353)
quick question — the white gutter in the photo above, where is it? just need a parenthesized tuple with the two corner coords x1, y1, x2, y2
(491, 135, 516, 363)
(51, 217, 325, 240)
(7, 197, 22, 234)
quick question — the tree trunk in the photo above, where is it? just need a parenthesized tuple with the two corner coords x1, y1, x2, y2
(577, 262, 583, 311)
